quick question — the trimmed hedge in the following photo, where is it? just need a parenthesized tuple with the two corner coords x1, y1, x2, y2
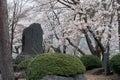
(80, 55, 102, 70)
(26, 53, 86, 80)
(18, 57, 33, 70)
(110, 54, 120, 74)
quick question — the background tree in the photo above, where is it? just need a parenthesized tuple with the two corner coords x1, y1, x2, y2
(8, 0, 38, 54)
(7, 0, 119, 58)
(37, 0, 118, 59)
(0, 0, 15, 80)
(116, 0, 120, 51)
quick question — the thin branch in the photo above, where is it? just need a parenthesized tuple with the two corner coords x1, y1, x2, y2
(66, 37, 85, 55)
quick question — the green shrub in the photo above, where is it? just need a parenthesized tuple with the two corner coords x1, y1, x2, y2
(80, 55, 102, 70)
(26, 53, 86, 80)
(18, 57, 33, 70)
(110, 54, 120, 74)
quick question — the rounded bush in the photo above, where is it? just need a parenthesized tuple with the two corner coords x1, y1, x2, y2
(18, 58, 33, 70)
(110, 54, 120, 74)
(26, 53, 86, 80)
(80, 55, 102, 70)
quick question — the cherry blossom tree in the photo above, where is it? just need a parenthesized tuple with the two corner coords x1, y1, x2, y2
(35, 0, 119, 59)
(7, 0, 119, 59)
(56, 0, 119, 58)
(7, 0, 40, 54)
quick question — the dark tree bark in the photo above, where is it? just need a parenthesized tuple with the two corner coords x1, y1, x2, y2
(51, 45, 62, 53)
(117, 0, 120, 51)
(118, 9, 120, 51)
(0, 0, 15, 80)
(66, 38, 86, 55)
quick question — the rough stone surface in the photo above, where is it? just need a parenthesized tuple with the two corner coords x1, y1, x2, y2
(15, 71, 26, 79)
(74, 74, 87, 80)
(22, 23, 43, 55)
(14, 54, 31, 64)
(41, 74, 87, 80)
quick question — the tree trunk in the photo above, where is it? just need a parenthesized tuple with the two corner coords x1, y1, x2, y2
(118, 7, 120, 51)
(0, 0, 15, 80)
(116, 0, 120, 51)
(63, 45, 66, 54)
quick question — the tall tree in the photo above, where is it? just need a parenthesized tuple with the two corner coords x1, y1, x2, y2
(0, 0, 15, 80)
(8, 0, 35, 54)
(116, 0, 120, 51)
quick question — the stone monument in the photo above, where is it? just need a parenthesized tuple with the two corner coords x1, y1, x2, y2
(14, 23, 43, 70)
(22, 23, 43, 55)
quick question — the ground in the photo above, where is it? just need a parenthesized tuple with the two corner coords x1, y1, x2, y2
(85, 72, 118, 80)
(17, 73, 118, 80)
(17, 70, 119, 80)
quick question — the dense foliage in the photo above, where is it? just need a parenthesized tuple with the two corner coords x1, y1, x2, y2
(80, 55, 102, 70)
(18, 57, 33, 70)
(26, 53, 86, 80)
(110, 54, 120, 74)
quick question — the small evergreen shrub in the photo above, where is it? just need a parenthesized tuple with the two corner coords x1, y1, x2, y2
(26, 53, 86, 80)
(110, 54, 120, 74)
(18, 58, 33, 70)
(80, 55, 102, 70)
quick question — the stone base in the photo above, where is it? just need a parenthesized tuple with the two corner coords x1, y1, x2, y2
(14, 54, 32, 64)
(41, 74, 87, 80)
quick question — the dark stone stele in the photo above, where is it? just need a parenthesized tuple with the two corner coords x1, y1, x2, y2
(22, 23, 43, 55)
(14, 23, 43, 71)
